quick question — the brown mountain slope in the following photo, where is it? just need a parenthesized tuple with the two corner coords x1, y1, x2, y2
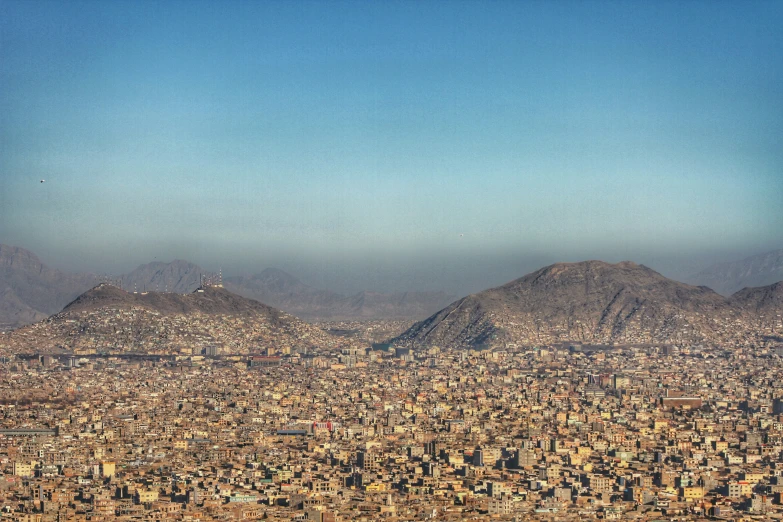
(730, 281, 783, 309)
(394, 261, 743, 348)
(61, 283, 285, 318)
(2, 284, 334, 355)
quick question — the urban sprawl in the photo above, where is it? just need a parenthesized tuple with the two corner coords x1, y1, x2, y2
(2, 319, 783, 521)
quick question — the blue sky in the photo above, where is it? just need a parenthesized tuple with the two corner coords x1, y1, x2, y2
(1, 0, 781, 294)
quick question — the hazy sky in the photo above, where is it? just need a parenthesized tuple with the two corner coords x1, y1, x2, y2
(1, 0, 781, 295)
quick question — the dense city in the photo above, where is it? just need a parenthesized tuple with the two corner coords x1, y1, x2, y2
(2, 336, 783, 521)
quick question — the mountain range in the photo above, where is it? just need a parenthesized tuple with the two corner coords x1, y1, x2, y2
(687, 250, 783, 296)
(2, 257, 782, 355)
(393, 260, 783, 349)
(0, 244, 454, 329)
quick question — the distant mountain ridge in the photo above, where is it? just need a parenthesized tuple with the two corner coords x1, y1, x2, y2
(688, 249, 783, 296)
(0, 244, 455, 329)
(3, 254, 782, 353)
(224, 269, 337, 315)
(394, 260, 780, 349)
(225, 269, 455, 321)
(120, 259, 211, 294)
(0, 244, 100, 330)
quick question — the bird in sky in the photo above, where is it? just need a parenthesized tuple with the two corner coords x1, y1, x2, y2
(40, 179, 45, 183)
